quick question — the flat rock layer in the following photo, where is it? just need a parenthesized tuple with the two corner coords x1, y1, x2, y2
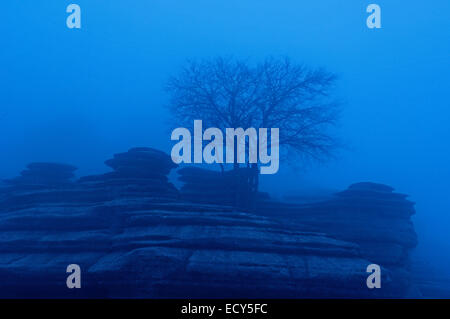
(0, 191, 398, 298)
(0, 154, 413, 298)
(257, 182, 418, 296)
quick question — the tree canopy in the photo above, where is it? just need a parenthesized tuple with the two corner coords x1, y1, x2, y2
(166, 57, 340, 165)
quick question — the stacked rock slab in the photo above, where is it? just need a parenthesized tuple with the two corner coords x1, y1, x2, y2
(333, 182, 417, 265)
(178, 167, 236, 205)
(178, 167, 269, 208)
(4, 162, 76, 188)
(0, 150, 403, 297)
(0, 163, 77, 212)
(256, 182, 418, 295)
(77, 147, 179, 202)
(0, 148, 179, 212)
(0, 195, 395, 298)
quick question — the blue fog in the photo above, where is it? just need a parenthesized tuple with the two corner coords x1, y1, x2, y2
(1, 1, 449, 287)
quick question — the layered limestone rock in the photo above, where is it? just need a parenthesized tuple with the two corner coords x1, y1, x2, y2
(0, 153, 416, 298)
(0, 196, 394, 298)
(3, 162, 77, 188)
(0, 163, 78, 212)
(78, 147, 179, 201)
(257, 182, 418, 295)
(0, 148, 179, 212)
(178, 167, 269, 208)
(0, 152, 401, 298)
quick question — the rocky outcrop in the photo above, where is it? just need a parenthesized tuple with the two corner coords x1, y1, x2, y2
(178, 166, 269, 207)
(178, 167, 234, 205)
(78, 147, 179, 201)
(3, 162, 76, 188)
(0, 163, 78, 213)
(0, 148, 179, 213)
(257, 182, 418, 296)
(0, 153, 416, 298)
(0, 196, 394, 298)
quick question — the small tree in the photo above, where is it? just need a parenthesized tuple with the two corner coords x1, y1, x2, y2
(166, 57, 340, 208)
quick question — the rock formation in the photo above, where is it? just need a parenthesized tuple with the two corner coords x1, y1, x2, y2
(257, 182, 418, 296)
(178, 166, 269, 208)
(0, 152, 417, 298)
(4, 162, 77, 187)
(78, 147, 179, 201)
(0, 194, 392, 298)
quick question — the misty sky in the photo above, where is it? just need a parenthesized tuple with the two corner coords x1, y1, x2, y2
(1, 1, 449, 269)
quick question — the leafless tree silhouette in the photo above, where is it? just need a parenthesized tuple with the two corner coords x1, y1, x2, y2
(167, 57, 340, 162)
(166, 57, 340, 209)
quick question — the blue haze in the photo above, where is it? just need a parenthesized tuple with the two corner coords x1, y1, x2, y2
(1, 1, 449, 274)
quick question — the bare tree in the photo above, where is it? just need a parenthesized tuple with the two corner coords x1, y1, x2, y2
(167, 57, 339, 161)
(166, 57, 340, 208)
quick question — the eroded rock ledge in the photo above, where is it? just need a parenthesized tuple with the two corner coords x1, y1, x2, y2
(0, 148, 416, 298)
